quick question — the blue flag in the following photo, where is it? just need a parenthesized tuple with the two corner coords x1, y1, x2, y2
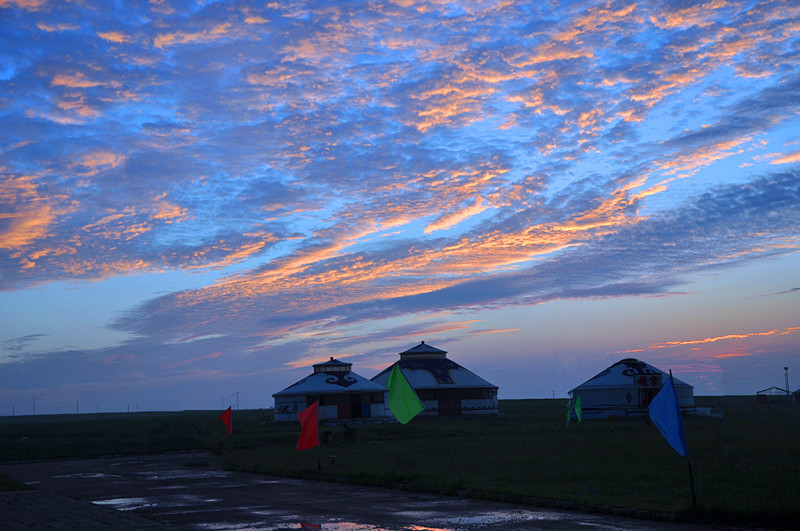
(648, 373, 688, 457)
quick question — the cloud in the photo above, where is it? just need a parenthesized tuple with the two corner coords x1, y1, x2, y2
(1, 0, 799, 407)
(770, 151, 800, 165)
(642, 327, 800, 351)
(107, 168, 800, 356)
(1, 0, 47, 10)
(2, 334, 46, 355)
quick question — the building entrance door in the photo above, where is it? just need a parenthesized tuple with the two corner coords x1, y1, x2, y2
(438, 390, 462, 415)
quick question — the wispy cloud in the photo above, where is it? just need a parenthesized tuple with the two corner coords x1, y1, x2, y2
(1, 0, 799, 408)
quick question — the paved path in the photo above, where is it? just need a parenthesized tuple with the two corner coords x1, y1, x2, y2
(1, 452, 716, 530)
(0, 490, 186, 530)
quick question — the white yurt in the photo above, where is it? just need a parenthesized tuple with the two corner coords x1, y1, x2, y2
(371, 341, 498, 416)
(273, 357, 390, 422)
(569, 358, 694, 419)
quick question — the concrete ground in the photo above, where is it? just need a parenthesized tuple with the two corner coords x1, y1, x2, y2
(0, 451, 717, 530)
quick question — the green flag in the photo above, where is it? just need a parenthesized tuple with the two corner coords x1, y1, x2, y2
(575, 394, 582, 422)
(387, 364, 424, 424)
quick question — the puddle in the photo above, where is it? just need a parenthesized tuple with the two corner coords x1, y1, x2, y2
(93, 497, 153, 511)
(195, 524, 385, 531)
(195, 516, 447, 531)
(433, 510, 566, 525)
(93, 494, 219, 511)
(135, 469, 230, 480)
(53, 472, 120, 479)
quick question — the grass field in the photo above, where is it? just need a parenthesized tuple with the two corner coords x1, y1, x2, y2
(1, 398, 798, 527)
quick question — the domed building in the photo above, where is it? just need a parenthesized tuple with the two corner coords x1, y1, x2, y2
(569, 358, 694, 419)
(273, 357, 390, 422)
(371, 341, 498, 416)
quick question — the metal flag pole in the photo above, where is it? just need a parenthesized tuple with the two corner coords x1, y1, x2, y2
(687, 454, 697, 510)
(670, 370, 697, 510)
(421, 405, 463, 484)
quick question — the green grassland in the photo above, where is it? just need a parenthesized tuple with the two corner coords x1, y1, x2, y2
(1, 398, 798, 527)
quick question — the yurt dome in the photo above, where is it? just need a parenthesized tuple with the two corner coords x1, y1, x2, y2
(569, 358, 694, 419)
(372, 341, 498, 416)
(273, 357, 389, 421)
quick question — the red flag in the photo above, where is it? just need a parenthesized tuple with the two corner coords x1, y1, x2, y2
(297, 401, 319, 452)
(220, 406, 232, 435)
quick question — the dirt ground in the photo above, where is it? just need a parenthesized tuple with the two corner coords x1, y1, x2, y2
(1, 451, 717, 530)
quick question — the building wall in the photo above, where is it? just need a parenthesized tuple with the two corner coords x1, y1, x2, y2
(415, 388, 497, 416)
(574, 385, 694, 419)
(274, 392, 389, 421)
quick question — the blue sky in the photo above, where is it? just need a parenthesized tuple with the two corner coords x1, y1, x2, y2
(1, 0, 798, 414)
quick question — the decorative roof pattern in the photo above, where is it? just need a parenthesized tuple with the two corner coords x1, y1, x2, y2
(273, 358, 386, 396)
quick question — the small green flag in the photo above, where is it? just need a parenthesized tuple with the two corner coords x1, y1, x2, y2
(387, 364, 424, 424)
(575, 394, 582, 422)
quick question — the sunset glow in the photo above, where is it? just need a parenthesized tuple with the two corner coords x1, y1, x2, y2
(1, 0, 798, 413)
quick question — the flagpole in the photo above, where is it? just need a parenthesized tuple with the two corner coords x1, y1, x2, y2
(422, 405, 463, 483)
(385, 364, 462, 484)
(687, 456, 697, 509)
(669, 371, 697, 510)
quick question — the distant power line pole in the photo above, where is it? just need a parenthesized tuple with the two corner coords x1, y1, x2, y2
(785, 367, 790, 396)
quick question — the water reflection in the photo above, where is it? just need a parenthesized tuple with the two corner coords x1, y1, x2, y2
(194, 519, 454, 531)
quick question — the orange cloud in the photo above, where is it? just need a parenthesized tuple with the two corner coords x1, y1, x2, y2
(76, 151, 127, 174)
(645, 327, 800, 350)
(0, 0, 46, 10)
(0, 174, 58, 251)
(551, 2, 639, 43)
(424, 196, 489, 234)
(60, 257, 153, 277)
(150, 193, 188, 223)
(649, 0, 728, 30)
(712, 352, 758, 359)
(656, 137, 749, 178)
(471, 328, 520, 335)
(37, 22, 80, 32)
(769, 151, 800, 165)
(97, 31, 129, 43)
(154, 23, 237, 49)
(51, 73, 118, 89)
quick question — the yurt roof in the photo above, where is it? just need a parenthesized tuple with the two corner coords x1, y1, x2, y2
(273, 357, 386, 397)
(372, 342, 497, 389)
(571, 358, 692, 392)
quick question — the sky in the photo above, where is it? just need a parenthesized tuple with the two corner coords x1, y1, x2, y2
(1, 0, 799, 415)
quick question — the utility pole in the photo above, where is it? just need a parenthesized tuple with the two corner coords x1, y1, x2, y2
(785, 367, 790, 397)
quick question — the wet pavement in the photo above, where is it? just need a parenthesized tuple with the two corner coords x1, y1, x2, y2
(1, 452, 715, 530)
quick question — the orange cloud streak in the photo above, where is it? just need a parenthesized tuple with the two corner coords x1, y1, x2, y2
(770, 151, 800, 165)
(645, 327, 800, 350)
